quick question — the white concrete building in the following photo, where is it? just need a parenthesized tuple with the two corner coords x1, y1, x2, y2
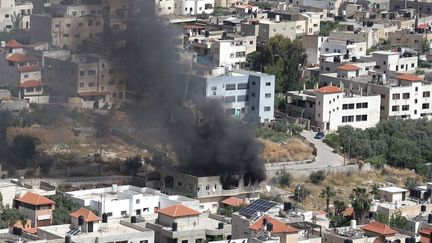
(320, 38, 367, 60)
(320, 71, 432, 120)
(0, 180, 55, 208)
(156, 0, 215, 16)
(371, 51, 418, 74)
(0, 0, 33, 31)
(212, 35, 256, 68)
(286, 83, 381, 131)
(37, 214, 155, 243)
(201, 68, 275, 123)
(66, 184, 199, 219)
(258, 19, 306, 44)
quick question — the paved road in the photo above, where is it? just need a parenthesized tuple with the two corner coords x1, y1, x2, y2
(295, 130, 345, 169)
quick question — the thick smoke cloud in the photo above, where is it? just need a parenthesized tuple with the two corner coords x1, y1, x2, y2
(117, 2, 266, 182)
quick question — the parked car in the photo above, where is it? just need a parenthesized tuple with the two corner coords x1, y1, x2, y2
(314, 131, 325, 139)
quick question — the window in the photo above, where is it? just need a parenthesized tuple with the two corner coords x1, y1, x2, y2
(88, 70, 96, 76)
(423, 91, 430, 97)
(264, 106, 271, 111)
(415, 87, 418, 92)
(237, 83, 248, 89)
(88, 82, 95, 87)
(412, 63, 415, 68)
(109, 80, 115, 85)
(392, 105, 399, 111)
(251, 106, 255, 111)
(348, 103, 354, 109)
(119, 93, 124, 99)
(140, 241, 149, 243)
(136, 199, 140, 204)
(211, 86, 217, 91)
(88, 20, 93, 26)
(121, 211, 127, 215)
(265, 93, 271, 98)
(362, 102, 368, 108)
(226, 84, 236, 90)
(356, 115, 362, 121)
(392, 93, 400, 100)
(206, 185, 210, 190)
(74, 34, 80, 38)
(362, 115, 367, 121)
(402, 105, 409, 111)
(415, 99, 418, 104)
(237, 95, 247, 102)
(402, 93, 410, 99)
(66, 23, 71, 27)
(356, 103, 362, 109)
(80, 71, 85, 76)
(78, 22, 83, 27)
(224, 96, 236, 103)
(342, 104, 348, 110)
(342, 116, 354, 123)
(265, 82, 271, 86)
(79, 83, 84, 88)
(423, 103, 430, 109)
(24, 74, 28, 78)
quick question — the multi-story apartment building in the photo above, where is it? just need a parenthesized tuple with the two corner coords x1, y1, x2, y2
(390, 0, 432, 16)
(66, 185, 199, 218)
(302, 36, 367, 65)
(43, 53, 126, 108)
(286, 84, 381, 131)
(191, 67, 275, 123)
(0, 0, 33, 31)
(371, 50, 417, 74)
(268, 10, 321, 35)
(388, 30, 432, 51)
(258, 19, 306, 44)
(156, 0, 215, 16)
(30, 12, 104, 50)
(13, 192, 55, 228)
(0, 39, 49, 104)
(321, 68, 432, 120)
(212, 35, 256, 68)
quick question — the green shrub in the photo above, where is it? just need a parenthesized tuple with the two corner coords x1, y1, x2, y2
(309, 170, 326, 184)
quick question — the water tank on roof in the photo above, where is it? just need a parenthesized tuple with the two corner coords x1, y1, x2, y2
(421, 205, 427, 212)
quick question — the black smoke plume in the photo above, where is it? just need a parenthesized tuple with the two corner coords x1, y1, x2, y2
(115, 2, 266, 183)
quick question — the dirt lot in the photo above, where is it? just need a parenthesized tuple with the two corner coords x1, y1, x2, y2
(260, 138, 314, 163)
(282, 167, 424, 211)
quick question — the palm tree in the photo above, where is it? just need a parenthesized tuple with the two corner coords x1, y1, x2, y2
(350, 187, 371, 224)
(333, 199, 347, 216)
(320, 186, 336, 213)
(370, 184, 380, 199)
(11, 11, 23, 30)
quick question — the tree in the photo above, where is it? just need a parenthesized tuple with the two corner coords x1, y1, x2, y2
(0, 206, 26, 228)
(11, 11, 23, 30)
(370, 184, 380, 199)
(124, 156, 143, 175)
(404, 177, 419, 190)
(277, 170, 292, 188)
(48, 195, 81, 225)
(294, 185, 310, 202)
(320, 186, 336, 213)
(389, 210, 408, 229)
(373, 211, 389, 224)
(247, 35, 308, 93)
(11, 134, 38, 168)
(309, 170, 326, 184)
(319, 21, 339, 36)
(420, 38, 431, 54)
(366, 155, 386, 170)
(333, 199, 347, 216)
(350, 187, 371, 224)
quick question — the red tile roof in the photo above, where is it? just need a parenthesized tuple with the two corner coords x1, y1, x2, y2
(17, 80, 46, 88)
(78, 91, 110, 97)
(221, 197, 244, 207)
(419, 229, 432, 243)
(361, 221, 397, 236)
(5, 39, 23, 48)
(397, 74, 423, 82)
(250, 215, 299, 234)
(69, 208, 101, 222)
(15, 192, 55, 206)
(315, 86, 343, 94)
(6, 53, 39, 63)
(337, 64, 361, 71)
(157, 204, 200, 218)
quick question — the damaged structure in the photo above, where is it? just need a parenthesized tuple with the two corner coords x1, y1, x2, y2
(147, 170, 261, 213)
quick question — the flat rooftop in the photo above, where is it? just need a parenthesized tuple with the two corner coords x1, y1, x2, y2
(38, 219, 152, 240)
(379, 186, 409, 193)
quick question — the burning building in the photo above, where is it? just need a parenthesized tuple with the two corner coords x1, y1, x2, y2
(146, 170, 261, 213)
